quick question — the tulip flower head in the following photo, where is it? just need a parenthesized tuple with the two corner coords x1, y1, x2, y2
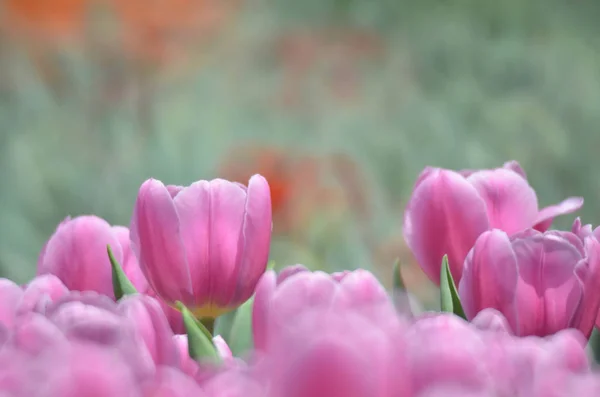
(131, 175, 272, 319)
(403, 161, 583, 285)
(252, 266, 398, 352)
(37, 216, 146, 299)
(459, 221, 600, 338)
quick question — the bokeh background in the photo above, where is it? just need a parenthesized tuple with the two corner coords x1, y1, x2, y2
(1, 0, 599, 309)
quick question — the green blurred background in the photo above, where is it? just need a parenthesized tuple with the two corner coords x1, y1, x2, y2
(1, 0, 599, 307)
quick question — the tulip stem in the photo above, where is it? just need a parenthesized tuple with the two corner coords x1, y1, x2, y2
(201, 317, 215, 335)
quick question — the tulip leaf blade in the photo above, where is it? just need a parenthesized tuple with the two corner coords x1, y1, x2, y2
(228, 296, 254, 356)
(176, 302, 221, 363)
(440, 255, 466, 319)
(392, 258, 406, 292)
(107, 245, 138, 300)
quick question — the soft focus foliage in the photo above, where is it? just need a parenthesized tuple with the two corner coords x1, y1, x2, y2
(2, 0, 600, 300)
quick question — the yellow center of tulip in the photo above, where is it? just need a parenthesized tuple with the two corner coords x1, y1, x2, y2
(190, 303, 234, 319)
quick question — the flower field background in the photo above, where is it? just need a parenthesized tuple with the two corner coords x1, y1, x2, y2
(1, 0, 600, 312)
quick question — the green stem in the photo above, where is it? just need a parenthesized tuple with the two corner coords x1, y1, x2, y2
(200, 317, 215, 335)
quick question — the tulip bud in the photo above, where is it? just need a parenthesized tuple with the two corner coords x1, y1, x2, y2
(459, 224, 600, 338)
(403, 161, 583, 285)
(130, 175, 272, 318)
(37, 216, 147, 299)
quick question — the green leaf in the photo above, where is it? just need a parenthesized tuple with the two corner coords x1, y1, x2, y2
(176, 302, 220, 362)
(214, 309, 238, 342)
(392, 258, 405, 292)
(267, 260, 276, 271)
(107, 245, 137, 300)
(227, 296, 254, 356)
(440, 255, 466, 319)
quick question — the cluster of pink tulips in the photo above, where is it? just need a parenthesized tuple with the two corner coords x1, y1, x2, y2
(2, 161, 600, 396)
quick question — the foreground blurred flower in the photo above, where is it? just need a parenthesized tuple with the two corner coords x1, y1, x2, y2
(37, 216, 146, 299)
(118, 294, 180, 367)
(403, 161, 583, 285)
(252, 265, 398, 351)
(0, 274, 69, 328)
(257, 304, 407, 397)
(131, 175, 272, 318)
(458, 222, 600, 338)
(0, 291, 208, 396)
(405, 314, 497, 394)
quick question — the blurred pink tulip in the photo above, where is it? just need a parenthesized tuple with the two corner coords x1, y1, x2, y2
(18, 274, 69, 314)
(140, 367, 206, 397)
(130, 175, 272, 318)
(0, 342, 142, 397)
(147, 288, 185, 335)
(403, 161, 583, 285)
(118, 294, 180, 367)
(252, 266, 397, 351)
(405, 314, 494, 394)
(201, 367, 266, 397)
(459, 222, 600, 338)
(257, 304, 407, 397)
(0, 275, 69, 328)
(37, 216, 147, 299)
(0, 279, 24, 328)
(173, 334, 201, 378)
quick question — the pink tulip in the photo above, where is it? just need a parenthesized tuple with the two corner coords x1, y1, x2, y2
(403, 161, 583, 285)
(37, 216, 147, 299)
(130, 175, 272, 318)
(458, 222, 600, 338)
(252, 266, 397, 351)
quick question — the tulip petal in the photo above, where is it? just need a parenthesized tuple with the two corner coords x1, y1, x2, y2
(512, 234, 583, 336)
(269, 271, 338, 327)
(575, 238, 600, 337)
(0, 279, 23, 327)
(172, 181, 212, 305)
(467, 169, 538, 235)
(118, 295, 179, 367)
(205, 180, 248, 305)
(19, 275, 68, 315)
(251, 271, 277, 351)
(232, 174, 273, 304)
(502, 160, 527, 180)
(37, 216, 71, 269)
(111, 226, 148, 293)
(458, 230, 519, 325)
(403, 169, 490, 284)
(534, 197, 584, 232)
(277, 265, 309, 284)
(131, 179, 191, 303)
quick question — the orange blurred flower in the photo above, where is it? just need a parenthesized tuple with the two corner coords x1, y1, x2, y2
(219, 145, 354, 239)
(2, 0, 241, 84)
(3, 0, 87, 44)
